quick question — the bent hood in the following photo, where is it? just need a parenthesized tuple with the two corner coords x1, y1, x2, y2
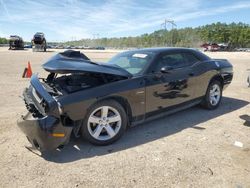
(42, 50, 132, 78)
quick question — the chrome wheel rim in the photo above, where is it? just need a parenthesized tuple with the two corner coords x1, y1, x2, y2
(209, 84, 221, 106)
(87, 106, 122, 141)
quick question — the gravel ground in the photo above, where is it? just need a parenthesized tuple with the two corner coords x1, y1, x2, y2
(0, 48, 249, 188)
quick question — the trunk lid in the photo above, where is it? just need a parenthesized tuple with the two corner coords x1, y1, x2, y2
(212, 58, 232, 68)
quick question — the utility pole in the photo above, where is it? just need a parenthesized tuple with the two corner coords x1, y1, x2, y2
(167, 20, 177, 47)
(92, 33, 99, 47)
(161, 20, 167, 46)
(161, 19, 177, 46)
(161, 19, 167, 32)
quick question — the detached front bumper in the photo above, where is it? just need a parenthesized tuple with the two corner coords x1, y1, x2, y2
(17, 112, 72, 151)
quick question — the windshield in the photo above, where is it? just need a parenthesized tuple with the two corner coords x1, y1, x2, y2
(108, 51, 156, 75)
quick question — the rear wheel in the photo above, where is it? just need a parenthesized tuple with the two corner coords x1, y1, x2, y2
(81, 100, 127, 145)
(201, 80, 222, 109)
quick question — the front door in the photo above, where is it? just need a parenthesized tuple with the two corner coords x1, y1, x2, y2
(145, 52, 197, 116)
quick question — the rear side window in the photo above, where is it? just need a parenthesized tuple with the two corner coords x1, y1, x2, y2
(182, 52, 200, 65)
(155, 53, 190, 71)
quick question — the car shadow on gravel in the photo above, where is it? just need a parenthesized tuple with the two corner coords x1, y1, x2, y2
(41, 97, 249, 163)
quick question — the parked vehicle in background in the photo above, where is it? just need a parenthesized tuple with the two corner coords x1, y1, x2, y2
(96, 46, 105, 50)
(24, 44, 32, 48)
(201, 43, 219, 52)
(32, 32, 47, 52)
(17, 48, 233, 151)
(9, 35, 24, 50)
(55, 45, 65, 49)
(201, 43, 230, 52)
(236, 48, 250, 52)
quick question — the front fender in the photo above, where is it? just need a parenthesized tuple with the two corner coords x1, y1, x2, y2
(58, 77, 146, 122)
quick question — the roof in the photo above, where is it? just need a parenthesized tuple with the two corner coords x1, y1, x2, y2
(125, 47, 200, 53)
(120, 47, 210, 61)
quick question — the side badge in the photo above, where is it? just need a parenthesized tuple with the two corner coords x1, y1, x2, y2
(215, 61, 220, 67)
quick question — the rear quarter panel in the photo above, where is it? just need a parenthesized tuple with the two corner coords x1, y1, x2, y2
(191, 59, 233, 98)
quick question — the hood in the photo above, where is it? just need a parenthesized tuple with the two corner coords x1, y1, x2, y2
(42, 50, 132, 78)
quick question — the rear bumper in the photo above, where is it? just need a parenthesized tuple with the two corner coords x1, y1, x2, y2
(17, 112, 72, 151)
(222, 72, 233, 90)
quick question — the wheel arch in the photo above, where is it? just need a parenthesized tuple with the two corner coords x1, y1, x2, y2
(96, 96, 133, 125)
(209, 74, 224, 89)
(201, 74, 223, 109)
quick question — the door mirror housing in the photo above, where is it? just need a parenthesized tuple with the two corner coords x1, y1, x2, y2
(160, 66, 173, 73)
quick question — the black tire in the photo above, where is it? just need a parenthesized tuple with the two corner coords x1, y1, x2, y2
(201, 80, 222, 110)
(81, 100, 127, 145)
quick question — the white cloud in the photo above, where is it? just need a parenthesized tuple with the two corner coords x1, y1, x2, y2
(173, 1, 250, 22)
(0, 0, 249, 40)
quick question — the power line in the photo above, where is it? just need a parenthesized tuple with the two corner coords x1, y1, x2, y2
(161, 19, 177, 46)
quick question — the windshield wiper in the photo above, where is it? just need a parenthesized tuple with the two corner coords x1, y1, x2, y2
(88, 61, 99, 65)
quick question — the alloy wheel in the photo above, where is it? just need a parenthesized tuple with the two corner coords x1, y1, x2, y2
(209, 84, 221, 106)
(87, 106, 122, 141)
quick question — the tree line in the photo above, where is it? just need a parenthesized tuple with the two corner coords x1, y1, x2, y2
(66, 22, 250, 49)
(0, 37, 8, 44)
(1, 22, 249, 48)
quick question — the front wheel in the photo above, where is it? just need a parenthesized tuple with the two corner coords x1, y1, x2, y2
(81, 100, 127, 145)
(201, 80, 222, 109)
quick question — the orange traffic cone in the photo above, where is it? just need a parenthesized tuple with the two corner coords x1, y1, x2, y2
(22, 61, 33, 78)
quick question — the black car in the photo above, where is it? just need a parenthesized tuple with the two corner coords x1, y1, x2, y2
(96, 46, 105, 50)
(17, 48, 233, 151)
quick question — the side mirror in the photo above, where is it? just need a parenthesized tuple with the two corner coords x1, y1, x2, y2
(160, 66, 173, 73)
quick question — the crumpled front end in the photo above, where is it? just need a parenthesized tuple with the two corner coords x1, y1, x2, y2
(17, 112, 72, 151)
(17, 75, 73, 151)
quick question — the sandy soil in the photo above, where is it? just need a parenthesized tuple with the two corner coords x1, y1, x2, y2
(0, 47, 249, 188)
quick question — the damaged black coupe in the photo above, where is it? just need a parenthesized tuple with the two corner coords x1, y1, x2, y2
(17, 48, 233, 151)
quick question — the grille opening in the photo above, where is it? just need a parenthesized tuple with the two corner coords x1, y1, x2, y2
(61, 116, 74, 127)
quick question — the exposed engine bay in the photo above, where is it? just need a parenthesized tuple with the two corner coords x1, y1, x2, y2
(44, 72, 126, 94)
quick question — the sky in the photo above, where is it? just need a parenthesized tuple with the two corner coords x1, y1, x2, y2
(0, 0, 250, 42)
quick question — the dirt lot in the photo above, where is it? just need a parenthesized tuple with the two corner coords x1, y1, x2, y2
(0, 48, 249, 188)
